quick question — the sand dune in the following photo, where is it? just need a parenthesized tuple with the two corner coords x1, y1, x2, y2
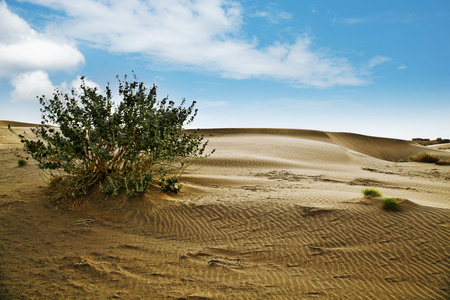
(0, 120, 44, 149)
(428, 143, 450, 151)
(1, 124, 449, 299)
(0, 120, 44, 127)
(193, 128, 450, 162)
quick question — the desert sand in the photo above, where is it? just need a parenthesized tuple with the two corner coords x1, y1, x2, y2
(1, 121, 449, 299)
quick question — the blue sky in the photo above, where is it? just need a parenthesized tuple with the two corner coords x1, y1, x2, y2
(1, 0, 449, 139)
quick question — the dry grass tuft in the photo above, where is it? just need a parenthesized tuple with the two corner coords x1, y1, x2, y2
(410, 153, 440, 163)
(381, 198, 402, 211)
(362, 188, 382, 198)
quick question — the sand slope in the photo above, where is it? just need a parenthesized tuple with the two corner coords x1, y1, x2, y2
(1, 125, 449, 299)
(0, 121, 44, 149)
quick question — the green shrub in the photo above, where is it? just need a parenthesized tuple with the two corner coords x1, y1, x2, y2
(362, 188, 382, 198)
(18, 158, 28, 167)
(410, 153, 440, 163)
(9, 74, 214, 199)
(381, 198, 402, 211)
(398, 158, 410, 163)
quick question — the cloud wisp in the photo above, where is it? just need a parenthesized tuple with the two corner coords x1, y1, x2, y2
(342, 17, 370, 25)
(250, 2, 292, 24)
(366, 55, 391, 69)
(22, 0, 368, 88)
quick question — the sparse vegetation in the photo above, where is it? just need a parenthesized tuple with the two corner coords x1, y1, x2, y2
(410, 153, 440, 164)
(18, 158, 28, 167)
(362, 188, 382, 198)
(398, 158, 410, 163)
(381, 198, 402, 211)
(9, 74, 214, 199)
(413, 137, 450, 146)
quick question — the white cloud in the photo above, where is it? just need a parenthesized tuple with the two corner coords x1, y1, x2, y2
(398, 64, 407, 70)
(10, 70, 55, 101)
(24, 0, 366, 88)
(367, 55, 391, 68)
(10, 70, 101, 102)
(0, 1, 84, 78)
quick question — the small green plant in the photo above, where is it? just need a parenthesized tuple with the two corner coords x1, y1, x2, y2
(381, 198, 402, 211)
(410, 153, 440, 163)
(362, 188, 382, 198)
(18, 158, 28, 167)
